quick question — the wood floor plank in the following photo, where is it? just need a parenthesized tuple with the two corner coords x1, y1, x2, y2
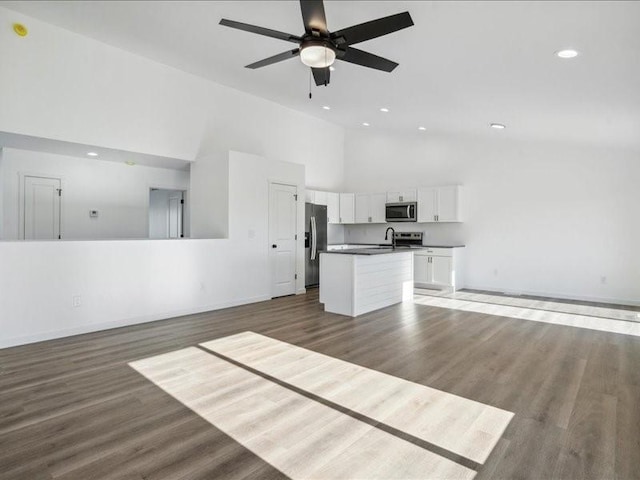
(201, 331, 514, 465)
(130, 347, 476, 480)
(1, 289, 639, 479)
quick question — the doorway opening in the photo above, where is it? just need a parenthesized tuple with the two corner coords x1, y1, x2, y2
(149, 188, 186, 239)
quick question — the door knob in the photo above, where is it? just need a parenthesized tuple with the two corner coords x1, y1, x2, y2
(272, 244, 277, 248)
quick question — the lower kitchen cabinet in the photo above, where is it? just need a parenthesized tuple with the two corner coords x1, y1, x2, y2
(414, 247, 465, 291)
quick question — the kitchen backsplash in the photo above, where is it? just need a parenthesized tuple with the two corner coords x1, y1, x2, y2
(344, 223, 465, 246)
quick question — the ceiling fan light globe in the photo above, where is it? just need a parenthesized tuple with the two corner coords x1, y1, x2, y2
(300, 45, 336, 68)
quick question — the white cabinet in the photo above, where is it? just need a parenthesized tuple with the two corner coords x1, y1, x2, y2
(370, 193, 387, 223)
(305, 189, 316, 203)
(414, 247, 464, 291)
(306, 189, 328, 206)
(339, 193, 355, 224)
(387, 189, 417, 203)
(327, 192, 340, 224)
(417, 186, 461, 223)
(432, 256, 453, 286)
(354, 193, 386, 224)
(314, 191, 328, 206)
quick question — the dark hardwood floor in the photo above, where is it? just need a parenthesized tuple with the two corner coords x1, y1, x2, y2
(1, 289, 639, 479)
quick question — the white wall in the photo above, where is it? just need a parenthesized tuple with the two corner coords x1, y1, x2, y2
(189, 153, 229, 239)
(344, 129, 640, 305)
(0, 152, 306, 348)
(1, 148, 189, 240)
(0, 8, 345, 347)
(0, 7, 345, 191)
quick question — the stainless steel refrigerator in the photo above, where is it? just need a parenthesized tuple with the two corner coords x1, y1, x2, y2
(305, 202, 327, 287)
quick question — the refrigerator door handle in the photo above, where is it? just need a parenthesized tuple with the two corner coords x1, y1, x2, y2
(311, 216, 317, 260)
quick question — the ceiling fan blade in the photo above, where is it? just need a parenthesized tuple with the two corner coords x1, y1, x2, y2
(338, 47, 398, 72)
(312, 67, 330, 86)
(220, 19, 301, 44)
(246, 49, 300, 69)
(300, 0, 328, 35)
(331, 12, 414, 46)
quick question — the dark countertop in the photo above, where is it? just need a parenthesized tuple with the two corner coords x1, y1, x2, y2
(327, 243, 466, 249)
(321, 247, 418, 256)
(422, 244, 466, 248)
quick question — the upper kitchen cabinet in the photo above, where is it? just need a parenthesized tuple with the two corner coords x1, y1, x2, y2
(339, 193, 355, 224)
(314, 191, 328, 206)
(417, 186, 462, 222)
(305, 189, 328, 206)
(386, 189, 417, 203)
(305, 189, 316, 203)
(327, 192, 340, 224)
(355, 193, 387, 224)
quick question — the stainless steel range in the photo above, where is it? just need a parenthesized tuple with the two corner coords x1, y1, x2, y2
(394, 231, 423, 248)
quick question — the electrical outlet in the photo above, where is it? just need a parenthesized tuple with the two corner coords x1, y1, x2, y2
(72, 296, 82, 307)
(600, 276, 607, 285)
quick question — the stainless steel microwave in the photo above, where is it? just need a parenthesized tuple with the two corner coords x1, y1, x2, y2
(385, 202, 417, 222)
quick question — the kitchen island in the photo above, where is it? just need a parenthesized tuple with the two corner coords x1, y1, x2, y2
(319, 248, 414, 317)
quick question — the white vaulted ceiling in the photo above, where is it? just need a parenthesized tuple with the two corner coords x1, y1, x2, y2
(3, 1, 640, 150)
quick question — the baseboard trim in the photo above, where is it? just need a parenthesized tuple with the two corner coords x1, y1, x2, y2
(0, 294, 272, 350)
(462, 284, 640, 308)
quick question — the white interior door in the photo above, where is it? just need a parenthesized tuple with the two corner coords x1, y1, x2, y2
(24, 176, 61, 240)
(168, 193, 183, 238)
(269, 183, 297, 298)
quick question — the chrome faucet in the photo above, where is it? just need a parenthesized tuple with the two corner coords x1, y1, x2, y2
(385, 227, 396, 249)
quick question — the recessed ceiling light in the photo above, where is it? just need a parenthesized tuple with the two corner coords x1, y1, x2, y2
(322, 105, 331, 110)
(490, 123, 506, 130)
(362, 122, 370, 127)
(125, 161, 136, 166)
(418, 126, 426, 131)
(87, 152, 98, 157)
(380, 108, 389, 113)
(556, 49, 578, 59)
(329, 66, 335, 72)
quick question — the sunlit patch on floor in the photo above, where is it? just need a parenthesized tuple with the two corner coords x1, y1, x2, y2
(200, 331, 514, 465)
(414, 290, 640, 337)
(130, 346, 478, 479)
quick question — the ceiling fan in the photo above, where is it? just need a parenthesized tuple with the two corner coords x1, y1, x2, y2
(219, 0, 414, 87)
